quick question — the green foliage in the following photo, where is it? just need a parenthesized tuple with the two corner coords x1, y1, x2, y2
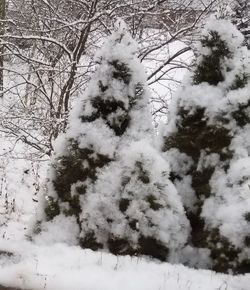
(163, 25, 250, 273)
(137, 236, 169, 262)
(80, 61, 144, 137)
(111, 60, 131, 84)
(53, 142, 112, 200)
(192, 168, 214, 199)
(44, 196, 60, 221)
(135, 161, 151, 184)
(164, 107, 233, 257)
(232, 100, 250, 127)
(119, 198, 130, 212)
(164, 108, 231, 161)
(244, 235, 250, 246)
(43, 141, 112, 222)
(164, 104, 244, 273)
(79, 232, 102, 251)
(244, 212, 250, 222)
(238, 259, 250, 274)
(79, 159, 170, 261)
(193, 31, 231, 85)
(146, 195, 162, 210)
(207, 229, 240, 273)
(83, 95, 131, 136)
(230, 73, 248, 90)
(80, 232, 169, 262)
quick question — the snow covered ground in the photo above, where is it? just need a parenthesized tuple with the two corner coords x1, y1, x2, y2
(0, 137, 249, 290)
(0, 239, 250, 290)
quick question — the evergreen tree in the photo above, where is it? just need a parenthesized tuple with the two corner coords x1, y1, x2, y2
(35, 20, 189, 261)
(231, 0, 250, 49)
(217, 0, 250, 49)
(163, 19, 250, 273)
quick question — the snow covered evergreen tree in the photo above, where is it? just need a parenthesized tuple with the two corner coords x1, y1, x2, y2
(35, 20, 189, 261)
(163, 19, 250, 273)
(217, 0, 250, 49)
(231, 0, 250, 49)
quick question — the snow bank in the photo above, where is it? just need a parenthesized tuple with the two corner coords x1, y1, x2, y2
(0, 239, 249, 290)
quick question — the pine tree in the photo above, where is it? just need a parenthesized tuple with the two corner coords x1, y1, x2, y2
(217, 0, 250, 49)
(35, 20, 189, 261)
(163, 19, 250, 273)
(231, 0, 250, 49)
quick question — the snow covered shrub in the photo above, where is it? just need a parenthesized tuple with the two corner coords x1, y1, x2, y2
(231, 0, 250, 49)
(36, 20, 189, 261)
(216, 0, 250, 49)
(162, 19, 250, 273)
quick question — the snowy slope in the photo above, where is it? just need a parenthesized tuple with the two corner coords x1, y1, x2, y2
(0, 239, 249, 290)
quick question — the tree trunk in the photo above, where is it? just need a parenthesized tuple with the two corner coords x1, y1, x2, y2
(0, 0, 5, 97)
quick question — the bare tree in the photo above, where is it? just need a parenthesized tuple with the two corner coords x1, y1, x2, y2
(0, 0, 217, 157)
(0, 0, 5, 97)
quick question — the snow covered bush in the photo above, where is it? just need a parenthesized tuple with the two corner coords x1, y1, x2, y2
(216, 0, 250, 49)
(162, 19, 250, 273)
(35, 20, 189, 262)
(231, 0, 250, 49)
